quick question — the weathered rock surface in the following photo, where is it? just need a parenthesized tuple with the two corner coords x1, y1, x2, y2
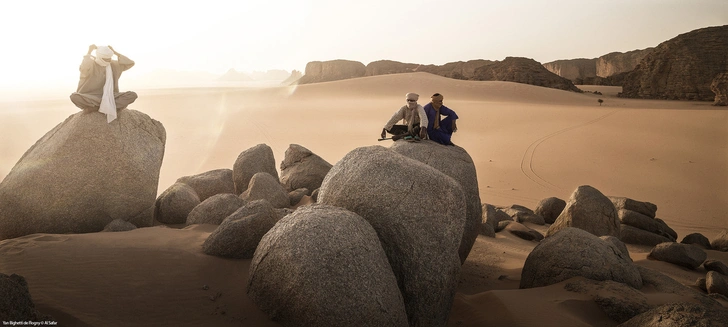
(0, 273, 52, 321)
(520, 227, 642, 289)
(596, 49, 653, 78)
(500, 205, 545, 226)
(682, 233, 712, 250)
(203, 200, 279, 259)
(154, 182, 201, 224)
(620, 224, 673, 247)
(390, 141, 482, 264)
(504, 222, 543, 242)
(712, 230, 728, 252)
(232, 144, 278, 195)
(279, 144, 332, 194)
(240, 172, 290, 208)
(704, 260, 728, 276)
(618, 302, 728, 327)
(482, 203, 513, 232)
(546, 185, 620, 238)
(318, 146, 465, 326)
(0, 109, 165, 240)
(473, 57, 581, 92)
(288, 188, 309, 206)
(636, 265, 720, 309)
(534, 197, 566, 224)
(601, 235, 631, 260)
(176, 169, 235, 202)
(618, 209, 675, 241)
(648, 242, 707, 270)
(609, 196, 657, 218)
(297, 60, 367, 84)
(543, 58, 597, 82)
(706, 271, 728, 297)
(186, 193, 245, 225)
(620, 25, 728, 101)
(247, 204, 408, 327)
(711, 72, 728, 106)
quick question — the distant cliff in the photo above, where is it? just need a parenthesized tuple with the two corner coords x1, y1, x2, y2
(596, 49, 653, 78)
(473, 57, 581, 92)
(297, 60, 366, 84)
(543, 49, 653, 85)
(282, 70, 303, 85)
(543, 59, 596, 82)
(620, 25, 728, 101)
(297, 58, 578, 92)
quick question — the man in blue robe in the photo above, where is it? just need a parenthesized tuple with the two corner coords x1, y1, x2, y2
(423, 93, 458, 145)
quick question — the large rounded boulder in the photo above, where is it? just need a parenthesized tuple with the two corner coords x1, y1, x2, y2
(176, 169, 235, 202)
(247, 204, 408, 326)
(279, 144, 332, 194)
(318, 145, 465, 326)
(154, 182, 201, 224)
(0, 109, 165, 240)
(232, 144, 278, 195)
(185, 193, 245, 225)
(520, 227, 642, 289)
(546, 185, 620, 238)
(534, 197, 566, 224)
(202, 200, 279, 259)
(390, 141, 482, 264)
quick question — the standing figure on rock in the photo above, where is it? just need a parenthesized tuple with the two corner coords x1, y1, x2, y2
(381, 92, 429, 141)
(70, 44, 137, 123)
(424, 93, 459, 145)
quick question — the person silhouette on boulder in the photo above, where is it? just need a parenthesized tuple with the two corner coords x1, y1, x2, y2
(70, 44, 137, 123)
(423, 93, 458, 145)
(380, 92, 429, 141)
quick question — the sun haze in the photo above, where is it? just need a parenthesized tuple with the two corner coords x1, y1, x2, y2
(1, 0, 726, 94)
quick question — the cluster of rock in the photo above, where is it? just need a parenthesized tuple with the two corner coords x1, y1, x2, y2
(478, 184, 728, 323)
(292, 57, 580, 92)
(246, 141, 481, 326)
(542, 48, 653, 85)
(620, 25, 728, 101)
(710, 72, 728, 106)
(0, 109, 166, 241)
(153, 143, 332, 257)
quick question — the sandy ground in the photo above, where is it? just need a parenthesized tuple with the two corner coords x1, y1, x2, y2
(0, 72, 726, 325)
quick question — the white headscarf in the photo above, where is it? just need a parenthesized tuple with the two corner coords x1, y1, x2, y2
(95, 46, 116, 123)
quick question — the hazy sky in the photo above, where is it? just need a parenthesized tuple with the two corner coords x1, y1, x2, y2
(1, 0, 726, 91)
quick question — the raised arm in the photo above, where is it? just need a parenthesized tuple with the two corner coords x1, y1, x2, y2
(108, 46, 135, 71)
(79, 44, 97, 78)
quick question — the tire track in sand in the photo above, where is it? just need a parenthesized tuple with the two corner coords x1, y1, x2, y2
(520, 109, 622, 192)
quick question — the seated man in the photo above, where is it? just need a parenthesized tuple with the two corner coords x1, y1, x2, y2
(70, 44, 137, 123)
(423, 93, 458, 145)
(380, 93, 429, 141)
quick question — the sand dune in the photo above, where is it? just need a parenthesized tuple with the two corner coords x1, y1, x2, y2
(1, 72, 727, 325)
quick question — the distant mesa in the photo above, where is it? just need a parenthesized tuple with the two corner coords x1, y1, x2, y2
(218, 68, 254, 82)
(295, 57, 579, 92)
(620, 25, 728, 101)
(543, 48, 653, 86)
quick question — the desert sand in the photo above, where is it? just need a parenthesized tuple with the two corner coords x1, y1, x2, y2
(0, 72, 726, 326)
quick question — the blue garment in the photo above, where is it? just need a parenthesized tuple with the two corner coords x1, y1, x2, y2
(423, 103, 459, 145)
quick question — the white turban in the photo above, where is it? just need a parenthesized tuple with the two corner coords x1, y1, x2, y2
(95, 46, 116, 123)
(406, 93, 419, 101)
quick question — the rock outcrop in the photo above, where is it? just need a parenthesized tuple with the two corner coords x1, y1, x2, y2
(520, 227, 642, 289)
(281, 69, 303, 85)
(154, 183, 201, 225)
(546, 185, 620, 238)
(0, 109, 165, 240)
(534, 197, 566, 224)
(390, 141, 482, 264)
(596, 48, 653, 77)
(176, 169, 235, 202)
(279, 144, 332, 194)
(473, 57, 581, 92)
(0, 273, 52, 322)
(203, 200, 279, 259)
(418, 59, 495, 80)
(297, 60, 366, 84)
(648, 242, 707, 270)
(620, 25, 728, 101)
(543, 58, 597, 82)
(232, 144, 278, 195)
(619, 302, 728, 327)
(364, 60, 420, 76)
(318, 146, 465, 326)
(247, 204, 408, 326)
(710, 72, 728, 106)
